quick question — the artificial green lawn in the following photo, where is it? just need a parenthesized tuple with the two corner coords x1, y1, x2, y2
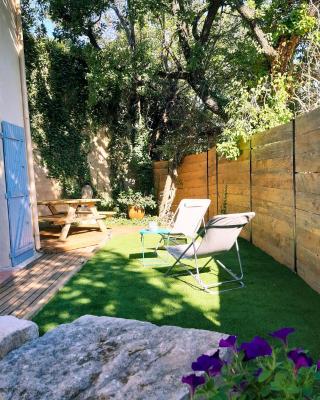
(34, 232, 320, 356)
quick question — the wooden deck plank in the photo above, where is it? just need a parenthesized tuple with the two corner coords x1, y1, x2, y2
(0, 254, 57, 297)
(14, 257, 87, 319)
(11, 255, 84, 318)
(0, 228, 109, 319)
(0, 254, 74, 314)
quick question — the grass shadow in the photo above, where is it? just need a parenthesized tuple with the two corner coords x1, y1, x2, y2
(33, 233, 320, 356)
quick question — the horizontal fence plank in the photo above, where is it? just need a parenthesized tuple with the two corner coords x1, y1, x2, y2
(219, 150, 250, 163)
(253, 213, 294, 239)
(296, 244, 320, 293)
(217, 160, 249, 173)
(296, 192, 320, 215)
(183, 152, 207, 163)
(252, 198, 293, 220)
(296, 173, 320, 195)
(252, 186, 294, 207)
(251, 123, 292, 147)
(253, 232, 294, 269)
(178, 161, 207, 174)
(296, 107, 320, 136)
(296, 129, 320, 172)
(252, 158, 291, 173)
(252, 140, 292, 161)
(252, 172, 293, 190)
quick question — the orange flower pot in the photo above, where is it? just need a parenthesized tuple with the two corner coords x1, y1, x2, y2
(128, 205, 145, 220)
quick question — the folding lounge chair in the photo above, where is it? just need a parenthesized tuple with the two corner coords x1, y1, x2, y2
(154, 198, 211, 250)
(165, 212, 255, 294)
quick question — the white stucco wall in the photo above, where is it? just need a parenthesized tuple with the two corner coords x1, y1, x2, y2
(0, 0, 25, 268)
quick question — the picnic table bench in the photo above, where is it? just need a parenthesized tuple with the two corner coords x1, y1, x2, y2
(37, 199, 107, 240)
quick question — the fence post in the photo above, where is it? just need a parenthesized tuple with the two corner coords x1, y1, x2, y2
(292, 118, 297, 273)
(206, 149, 209, 220)
(249, 139, 253, 243)
(215, 148, 219, 215)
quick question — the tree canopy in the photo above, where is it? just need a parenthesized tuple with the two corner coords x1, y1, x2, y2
(22, 0, 320, 196)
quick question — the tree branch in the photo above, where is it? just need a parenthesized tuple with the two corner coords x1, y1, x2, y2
(110, 2, 135, 50)
(158, 70, 190, 80)
(192, 5, 208, 41)
(235, 2, 278, 62)
(86, 25, 101, 50)
(199, 0, 224, 45)
(171, 0, 192, 59)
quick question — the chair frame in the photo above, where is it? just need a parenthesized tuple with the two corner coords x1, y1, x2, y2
(155, 199, 210, 250)
(165, 223, 247, 295)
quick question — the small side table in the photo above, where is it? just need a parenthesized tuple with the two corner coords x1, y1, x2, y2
(139, 228, 171, 266)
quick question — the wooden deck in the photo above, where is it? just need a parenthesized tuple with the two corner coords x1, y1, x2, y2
(40, 226, 111, 254)
(0, 227, 110, 319)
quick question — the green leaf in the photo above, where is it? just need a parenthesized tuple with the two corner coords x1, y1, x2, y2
(258, 369, 273, 383)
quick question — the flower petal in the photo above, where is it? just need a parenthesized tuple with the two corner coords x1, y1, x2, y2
(239, 336, 272, 361)
(219, 335, 237, 349)
(181, 374, 205, 394)
(269, 327, 295, 345)
(288, 349, 313, 371)
(191, 351, 221, 374)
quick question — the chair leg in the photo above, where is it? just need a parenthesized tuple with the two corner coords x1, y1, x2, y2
(155, 236, 164, 252)
(165, 256, 181, 276)
(202, 240, 244, 294)
(166, 240, 245, 295)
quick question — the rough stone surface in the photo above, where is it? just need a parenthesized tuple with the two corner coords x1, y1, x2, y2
(0, 316, 39, 360)
(0, 315, 227, 400)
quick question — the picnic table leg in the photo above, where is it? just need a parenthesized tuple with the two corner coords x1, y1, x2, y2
(88, 204, 107, 233)
(59, 205, 77, 240)
(48, 204, 59, 215)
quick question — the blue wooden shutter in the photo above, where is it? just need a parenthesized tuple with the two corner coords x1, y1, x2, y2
(1, 121, 34, 266)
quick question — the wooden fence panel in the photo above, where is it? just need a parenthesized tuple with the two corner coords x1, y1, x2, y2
(173, 152, 208, 212)
(153, 161, 169, 202)
(217, 142, 251, 240)
(251, 122, 295, 269)
(295, 109, 320, 292)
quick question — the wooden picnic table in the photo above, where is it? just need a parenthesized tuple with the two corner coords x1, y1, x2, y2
(37, 199, 107, 240)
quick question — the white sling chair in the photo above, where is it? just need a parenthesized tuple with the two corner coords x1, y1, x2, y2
(165, 212, 255, 294)
(155, 199, 211, 250)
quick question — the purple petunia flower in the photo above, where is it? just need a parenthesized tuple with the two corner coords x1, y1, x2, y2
(219, 335, 237, 350)
(317, 360, 320, 371)
(239, 336, 272, 361)
(288, 349, 313, 372)
(181, 374, 205, 395)
(192, 350, 223, 376)
(208, 357, 224, 377)
(269, 327, 295, 346)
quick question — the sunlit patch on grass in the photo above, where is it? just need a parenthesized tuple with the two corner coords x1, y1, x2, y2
(58, 311, 70, 320)
(60, 289, 82, 300)
(42, 322, 59, 332)
(74, 277, 95, 285)
(76, 297, 91, 305)
(103, 303, 117, 315)
(92, 281, 107, 288)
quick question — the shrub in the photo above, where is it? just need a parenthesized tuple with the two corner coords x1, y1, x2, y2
(117, 188, 157, 211)
(182, 328, 320, 399)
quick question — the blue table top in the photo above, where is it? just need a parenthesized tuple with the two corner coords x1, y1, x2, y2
(140, 228, 171, 235)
